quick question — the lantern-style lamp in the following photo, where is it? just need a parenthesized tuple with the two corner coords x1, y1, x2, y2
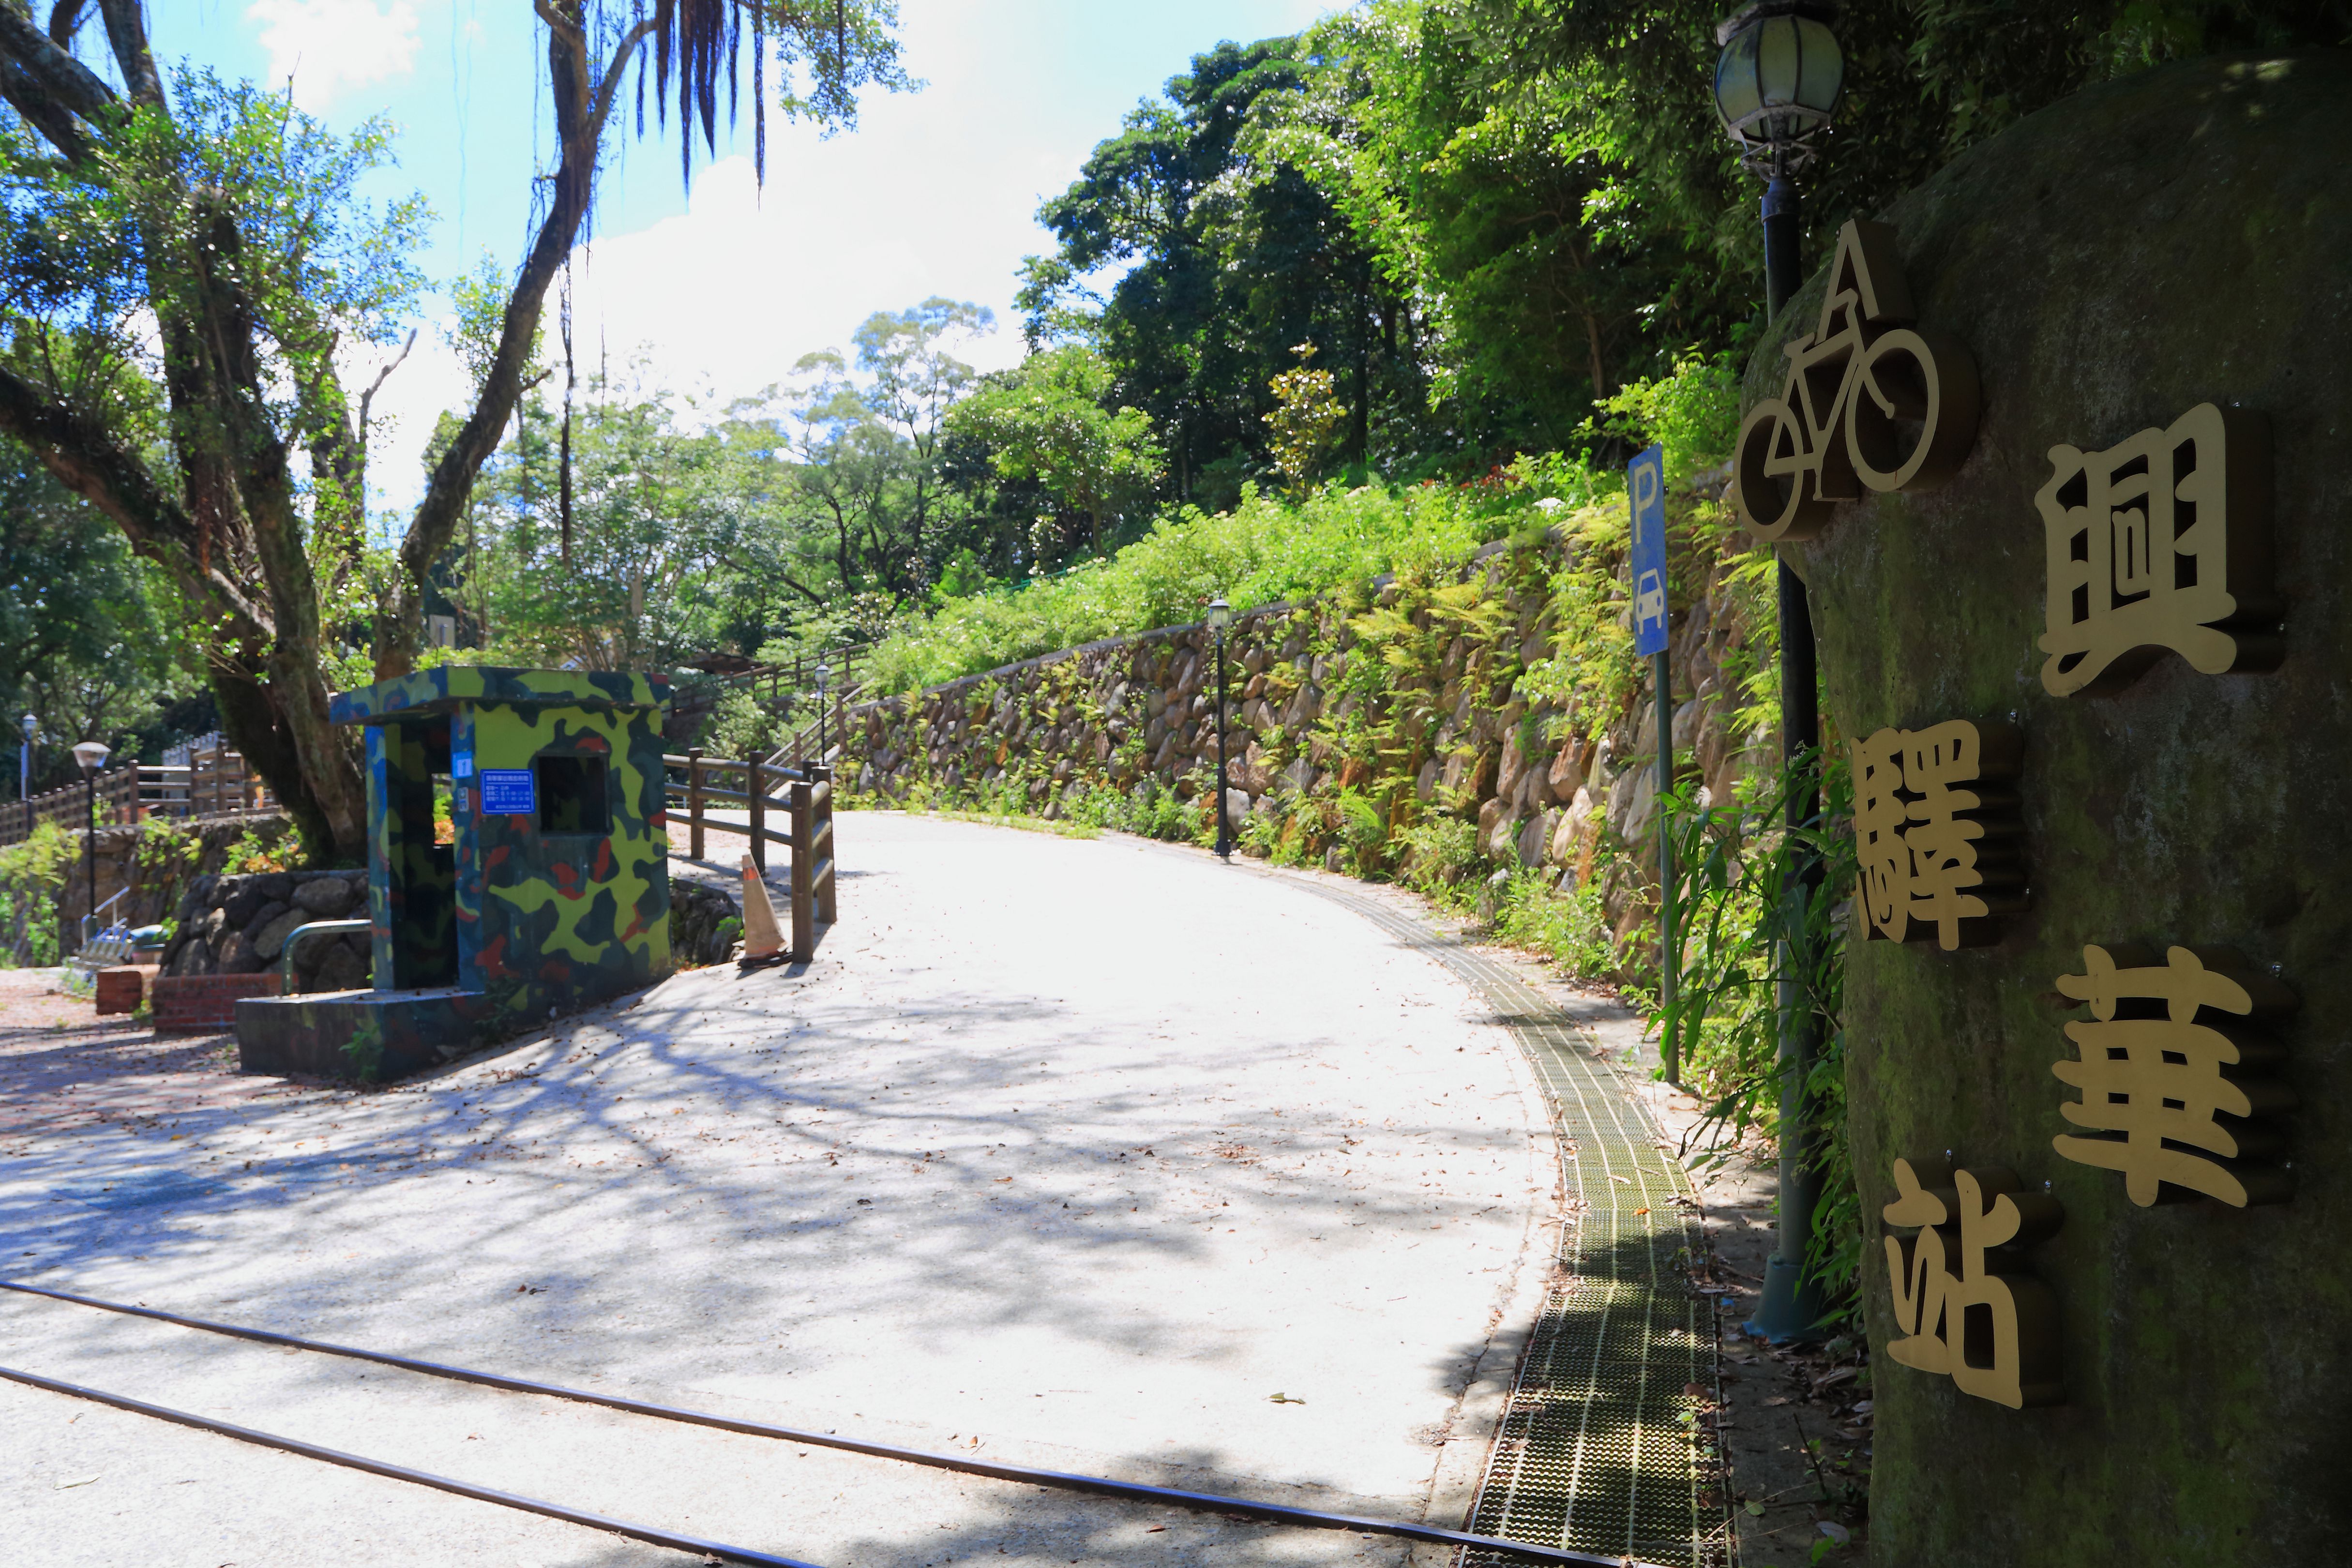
(1712, 0, 1845, 177)
(71, 739, 110, 950)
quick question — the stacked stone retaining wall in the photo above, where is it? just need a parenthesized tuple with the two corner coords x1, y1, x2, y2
(842, 522, 1774, 945)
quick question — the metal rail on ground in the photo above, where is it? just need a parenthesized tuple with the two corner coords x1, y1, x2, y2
(0, 1360, 825, 1568)
(0, 1279, 1659, 1568)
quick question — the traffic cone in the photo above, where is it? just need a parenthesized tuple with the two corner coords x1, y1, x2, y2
(739, 855, 785, 962)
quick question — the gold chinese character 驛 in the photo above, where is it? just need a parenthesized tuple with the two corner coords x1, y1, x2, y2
(1734, 220, 1981, 542)
(1882, 1156, 2064, 1409)
(1848, 719, 2024, 950)
(2050, 944, 2297, 1206)
(2037, 403, 2279, 696)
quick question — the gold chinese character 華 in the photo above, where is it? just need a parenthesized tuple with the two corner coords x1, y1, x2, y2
(1734, 220, 1981, 542)
(2050, 944, 2297, 1206)
(2037, 403, 2278, 696)
(1882, 1156, 2064, 1409)
(1850, 719, 2023, 950)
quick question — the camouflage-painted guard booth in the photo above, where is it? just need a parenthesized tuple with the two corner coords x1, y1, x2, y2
(236, 668, 672, 1081)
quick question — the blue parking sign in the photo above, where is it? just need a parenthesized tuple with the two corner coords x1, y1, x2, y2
(1628, 443, 1669, 657)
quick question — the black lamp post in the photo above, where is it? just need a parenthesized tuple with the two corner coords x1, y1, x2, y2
(1206, 595, 1233, 859)
(814, 662, 831, 768)
(17, 712, 31, 805)
(71, 738, 110, 953)
(1714, 0, 1844, 1344)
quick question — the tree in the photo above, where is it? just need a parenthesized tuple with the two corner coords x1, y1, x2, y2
(1016, 38, 1421, 503)
(752, 298, 993, 617)
(453, 369, 740, 673)
(0, 442, 200, 785)
(0, 0, 908, 859)
(944, 345, 1162, 559)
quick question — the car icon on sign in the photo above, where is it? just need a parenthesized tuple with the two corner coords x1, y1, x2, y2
(1636, 568, 1665, 628)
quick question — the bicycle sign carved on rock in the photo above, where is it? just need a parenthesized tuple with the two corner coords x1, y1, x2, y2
(1734, 219, 1982, 541)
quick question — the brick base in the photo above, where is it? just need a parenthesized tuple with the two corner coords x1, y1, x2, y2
(153, 973, 281, 1034)
(94, 967, 145, 1016)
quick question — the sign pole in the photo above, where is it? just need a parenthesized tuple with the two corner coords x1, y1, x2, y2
(1654, 645, 1678, 1086)
(1628, 444, 1678, 1085)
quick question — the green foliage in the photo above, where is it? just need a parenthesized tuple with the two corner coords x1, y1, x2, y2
(867, 452, 1611, 692)
(221, 823, 300, 876)
(1654, 751, 1863, 1321)
(1017, 36, 1421, 497)
(705, 689, 792, 761)
(1492, 867, 1619, 978)
(1591, 349, 1747, 485)
(0, 444, 209, 782)
(0, 823, 75, 967)
(943, 344, 1163, 558)
(1265, 344, 1346, 494)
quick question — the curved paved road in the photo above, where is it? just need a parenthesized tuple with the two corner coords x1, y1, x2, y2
(0, 813, 1561, 1567)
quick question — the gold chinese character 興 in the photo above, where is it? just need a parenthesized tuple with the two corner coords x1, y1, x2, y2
(1850, 719, 2023, 950)
(2037, 403, 2278, 696)
(2050, 944, 2297, 1206)
(1882, 1156, 2064, 1409)
(1734, 220, 1981, 542)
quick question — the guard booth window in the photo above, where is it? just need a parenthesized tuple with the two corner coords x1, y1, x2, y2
(537, 754, 610, 836)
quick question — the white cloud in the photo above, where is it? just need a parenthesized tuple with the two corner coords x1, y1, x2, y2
(247, 0, 422, 112)
(562, 156, 1026, 411)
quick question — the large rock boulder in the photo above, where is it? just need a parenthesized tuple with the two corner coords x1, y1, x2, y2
(1761, 54, 2352, 1568)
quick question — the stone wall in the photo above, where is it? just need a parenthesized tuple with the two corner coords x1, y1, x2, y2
(157, 869, 372, 993)
(842, 525, 1772, 944)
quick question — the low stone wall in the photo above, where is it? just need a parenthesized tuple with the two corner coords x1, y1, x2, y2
(157, 869, 371, 992)
(842, 525, 1771, 944)
(670, 880, 744, 968)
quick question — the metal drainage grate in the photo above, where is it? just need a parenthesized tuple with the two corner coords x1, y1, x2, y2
(1284, 881, 1730, 1568)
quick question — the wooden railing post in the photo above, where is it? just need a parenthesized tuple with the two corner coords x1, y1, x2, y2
(747, 755, 766, 874)
(790, 777, 814, 962)
(812, 766, 836, 927)
(687, 746, 706, 861)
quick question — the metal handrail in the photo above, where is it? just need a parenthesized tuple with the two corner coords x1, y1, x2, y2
(280, 919, 372, 993)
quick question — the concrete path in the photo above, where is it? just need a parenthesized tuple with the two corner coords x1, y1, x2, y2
(0, 813, 1561, 1568)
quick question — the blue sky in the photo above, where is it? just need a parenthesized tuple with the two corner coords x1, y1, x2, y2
(137, 0, 1340, 509)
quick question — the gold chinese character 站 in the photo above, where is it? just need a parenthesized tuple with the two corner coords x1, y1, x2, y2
(2050, 944, 2297, 1206)
(1850, 719, 2024, 950)
(2037, 403, 2278, 696)
(1882, 1156, 2064, 1409)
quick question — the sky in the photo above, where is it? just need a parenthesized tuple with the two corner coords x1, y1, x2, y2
(136, 0, 1341, 513)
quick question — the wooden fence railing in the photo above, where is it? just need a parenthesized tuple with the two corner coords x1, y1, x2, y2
(670, 640, 875, 723)
(663, 753, 838, 962)
(0, 742, 277, 847)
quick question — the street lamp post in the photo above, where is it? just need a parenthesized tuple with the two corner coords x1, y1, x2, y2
(1206, 596, 1234, 859)
(18, 712, 32, 805)
(814, 663, 831, 769)
(1713, 0, 1844, 1344)
(71, 739, 111, 955)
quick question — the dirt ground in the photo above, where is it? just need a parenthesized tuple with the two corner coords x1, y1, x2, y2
(0, 969, 325, 1153)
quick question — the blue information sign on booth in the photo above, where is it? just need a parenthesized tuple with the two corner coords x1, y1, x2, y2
(1629, 442, 1669, 655)
(479, 768, 537, 816)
